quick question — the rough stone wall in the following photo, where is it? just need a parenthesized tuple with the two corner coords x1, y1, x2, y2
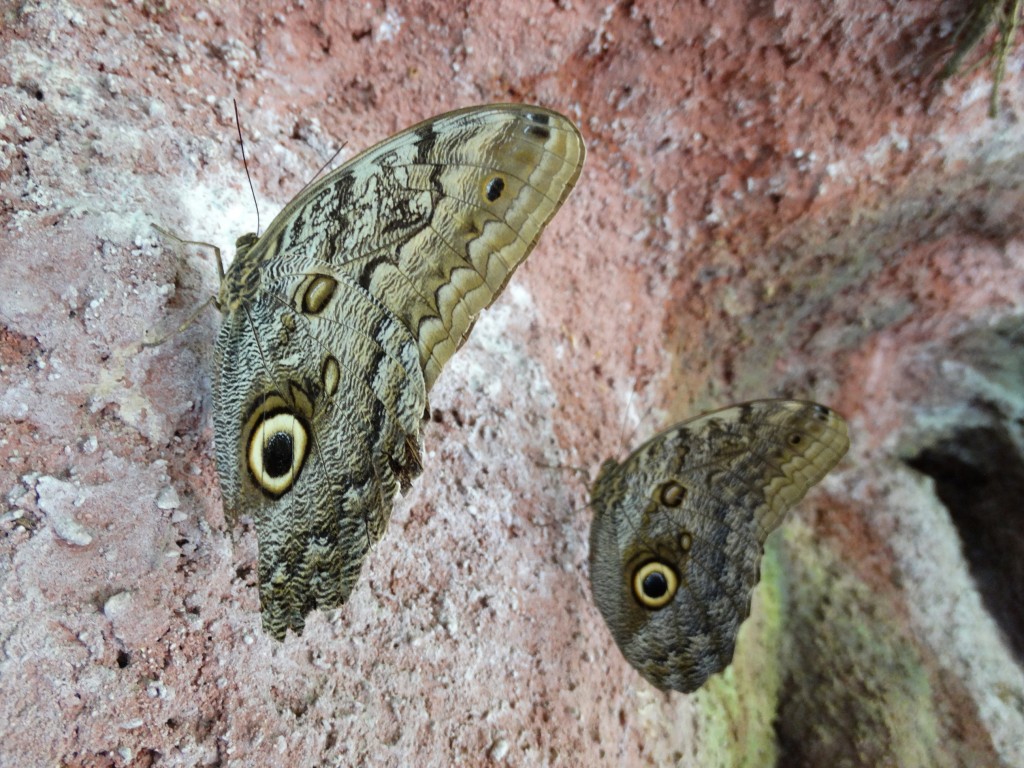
(0, 1, 1021, 765)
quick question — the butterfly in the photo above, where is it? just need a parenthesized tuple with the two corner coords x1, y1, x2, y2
(200, 104, 584, 638)
(588, 400, 849, 692)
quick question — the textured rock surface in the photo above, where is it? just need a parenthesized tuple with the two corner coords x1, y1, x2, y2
(1, 1, 1022, 765)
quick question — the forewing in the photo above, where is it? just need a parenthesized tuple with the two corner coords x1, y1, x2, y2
(235, 104, 586, 389)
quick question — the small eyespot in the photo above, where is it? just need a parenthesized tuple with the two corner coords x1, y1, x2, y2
(679, 531, 693, 553)
(658, 480, 687, 507)
(524, 117, 557, 140)
(484, 176, 505, 202)
(302, 274, 338, 315)
(248, 411, 309, 497)
(788, 433, 803, 446)
(321, 356, 340, 397)
(632, 561, 678, 609)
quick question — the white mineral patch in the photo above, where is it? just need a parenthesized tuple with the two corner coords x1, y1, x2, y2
(103, 591, 134, 621)
(488, 738, 510, 760)
(156, 485, 180, 510)
(36, 476, 92, 546)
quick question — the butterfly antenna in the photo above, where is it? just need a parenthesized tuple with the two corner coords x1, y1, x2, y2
(618, 384, 635, 459)
(617, 380, 649, 459)
(307, 142, 347, 187)
(234, 99, 260, 236)
(630, 403, 655, 451)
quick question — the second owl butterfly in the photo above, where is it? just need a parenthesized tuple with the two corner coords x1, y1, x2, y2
(211, 105, 586, 639)
(588, 400, 849, 693)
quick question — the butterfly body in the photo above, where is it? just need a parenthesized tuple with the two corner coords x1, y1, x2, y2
(588, 400, 849, 692)
(212, 105, 585, 638)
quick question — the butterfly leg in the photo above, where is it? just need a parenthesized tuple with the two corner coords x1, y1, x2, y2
(143, 224, 224, 347)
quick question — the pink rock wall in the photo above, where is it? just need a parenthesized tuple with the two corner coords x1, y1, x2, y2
(1, 1, 1022, 765)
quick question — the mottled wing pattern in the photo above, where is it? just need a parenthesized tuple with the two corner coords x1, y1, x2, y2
(214, 105, 585, 639)
(221, 105, 586, 388)
(214, 266, 427, 639)
(588, 400, 848, 692)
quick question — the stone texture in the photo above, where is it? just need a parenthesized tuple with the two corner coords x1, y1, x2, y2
(1, 1, 1022, 766)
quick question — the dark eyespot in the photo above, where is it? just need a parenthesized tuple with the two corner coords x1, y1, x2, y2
(632, 561, 678, 609)
(485, 176, 505, 202)
(643, 571, 668, 598)
(263, 431, 293, 477)
(248, 411, 309, 497)
(788, 433, 803, 446)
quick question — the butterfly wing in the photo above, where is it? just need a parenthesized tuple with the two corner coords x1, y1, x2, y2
(215, 105, 585, 638)
(214, 266, 427, 639)
(588, 400, 849, 692)
(221, 104, 586, 386)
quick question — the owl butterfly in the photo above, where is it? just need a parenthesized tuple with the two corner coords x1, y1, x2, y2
(588, 400, 849, 692)
(211, 105, 585, 639)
